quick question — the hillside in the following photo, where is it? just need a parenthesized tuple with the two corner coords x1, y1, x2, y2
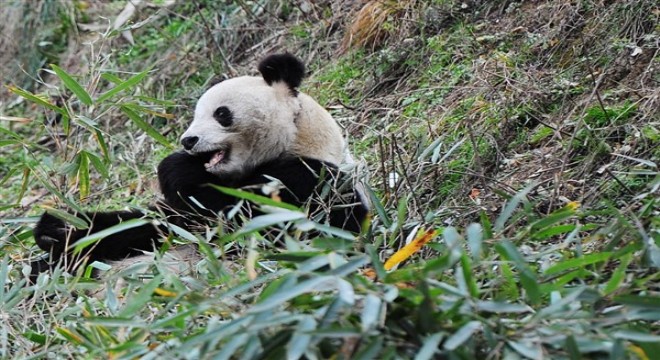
(0, 1, 658, 358)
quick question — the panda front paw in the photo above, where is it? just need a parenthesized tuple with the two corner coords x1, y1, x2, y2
(33, 212, 72, 255)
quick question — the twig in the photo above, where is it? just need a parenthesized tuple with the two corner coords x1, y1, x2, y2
(378, 135, 389, 199)
(582, 34, 610, 124)
(464, 119, 487, 190)
(549, 37, 608, 213)
(522, 109, 572, 137)
(192, 0, 236, 76)
(604, 167, 635, 196)
(392, 135, 424, 221)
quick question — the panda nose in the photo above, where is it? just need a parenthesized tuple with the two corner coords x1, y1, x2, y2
(181, 136, 199, 150)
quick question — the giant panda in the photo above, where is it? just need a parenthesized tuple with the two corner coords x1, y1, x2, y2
(30, 53, 369, 279)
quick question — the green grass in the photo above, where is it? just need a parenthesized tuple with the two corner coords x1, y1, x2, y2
(583, 101, 637, 127)
(0, 0, 658, 358)
(309, 51, 368, 107)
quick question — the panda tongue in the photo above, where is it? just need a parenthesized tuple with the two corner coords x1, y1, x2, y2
(205, 150, 225, 169)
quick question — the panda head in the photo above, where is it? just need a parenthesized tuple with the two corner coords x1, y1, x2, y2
(180, 53, 306, 177)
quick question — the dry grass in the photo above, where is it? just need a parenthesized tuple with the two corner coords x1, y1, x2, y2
(0, 1, 61, 103)
(339, 0, 413, 54)
(0, 0, 658, 358)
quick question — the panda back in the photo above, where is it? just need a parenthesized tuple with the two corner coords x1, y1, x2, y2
(291, 93, 345, 166)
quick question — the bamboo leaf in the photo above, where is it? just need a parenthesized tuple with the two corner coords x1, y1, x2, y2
(85, 151, 109, 179)
(248, 276, 333, 313)
(507, 339, 543, 359)
(117, 275, 163, 317)
(353, 337, 383, 359)
(565, 335, 581, 360)
(544, 252, 612, 276)
(6, 85, 67, 115)
(33, 169, 89, 219)
(211, 185, 301, 211)
(611, 331, 660, 343)
(415, 332, 444, 360)
(475, 301, 532, 313)
(360, 294, 382, 332)
(613, 295, 660, 309)
(520, 270, 542, 304)
(97, 69, 150, 103)
(77, 151, 90, 199)
(94, 129, 110, 161)
(466, 223, 483, 260)
(213, 333, 249, 360)
(42, 207, 89, 230)
(287, 316, 316, 360)
(494, 183, 535, 232)
(100, 72, 123, 84)
(532, 224, 577, 240)
(84, 317, 147, 327)
(73, 218, 150, 253)
(459, 254, 479, 297)
(55, 327, 84, 345)
(50, 64, 92, 106)
(239, 211, 307, 234)
(365, 185, 391, 228)
(444, 321, 481, 350)
(312, 223, 356, 240)
(530, 208, 575, 231)
(0, 139, 22, 147)
(480, 211, 493, 239)
(603, 253, 631, 295)
(120, 105, 172, 148)
(325, 255, 370, 277)
(496, 240, 541, 303)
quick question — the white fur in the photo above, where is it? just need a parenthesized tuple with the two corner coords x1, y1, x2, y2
(181, 76, 346, 176)
(292, 93, 345, 165)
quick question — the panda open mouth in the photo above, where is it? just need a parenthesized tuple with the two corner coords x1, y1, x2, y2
(198, 147, 230, 170)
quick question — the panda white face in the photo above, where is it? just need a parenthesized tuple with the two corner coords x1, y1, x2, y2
(181, 76, 301, 177)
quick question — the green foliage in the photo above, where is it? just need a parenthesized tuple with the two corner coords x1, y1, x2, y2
(583, 101, 636, 127)
(5, 185, 659, 358)
(4, 65, 170, 204)
(289, 24, 311, 39)
(1, 0, 658, 358)
(529, 125, 554, 144)
(311, 51, 367, 106)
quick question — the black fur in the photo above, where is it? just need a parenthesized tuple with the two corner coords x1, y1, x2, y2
(212, 106, 233, 127)
(30, 152, 368, 280)
(258, 53, 305, 91)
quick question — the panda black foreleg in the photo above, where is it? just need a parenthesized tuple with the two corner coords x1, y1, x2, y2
(157, 151, 239, 216)
(29, 151, 229, 280)
(31, 209, 167, 279)
(243, 157, 368, 234)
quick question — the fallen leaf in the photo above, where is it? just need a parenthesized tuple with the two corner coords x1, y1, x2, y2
(566, 201, 580, 211)
(384, 228, 438, 270)
(0, 115, 31, 122)
(361, 268, 377, 280)
(154, 288, 177, 297)
(469, 188, 481, 200)
(628, 344, 649, 360)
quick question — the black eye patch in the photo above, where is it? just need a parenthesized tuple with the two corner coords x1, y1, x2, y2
(213, 106, 233, 127)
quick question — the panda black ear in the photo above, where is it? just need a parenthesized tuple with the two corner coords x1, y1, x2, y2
(258, 53, 305, 92)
